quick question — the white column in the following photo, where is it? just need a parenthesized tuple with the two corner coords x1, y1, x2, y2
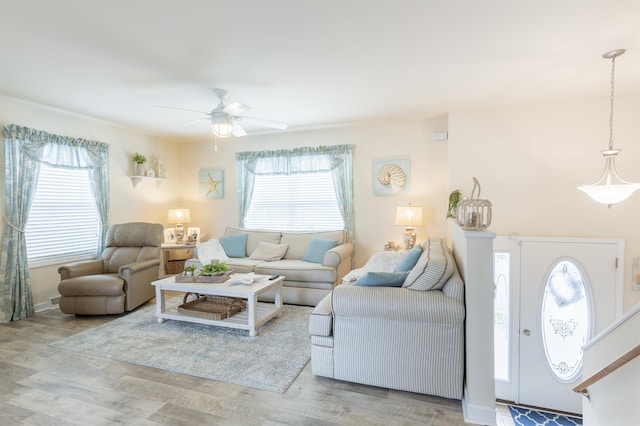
(451, 222, 496, 425)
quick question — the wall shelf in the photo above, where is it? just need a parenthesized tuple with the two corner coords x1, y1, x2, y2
(130, 175, 167, 187)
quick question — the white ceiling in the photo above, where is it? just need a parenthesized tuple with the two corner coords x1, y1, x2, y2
(1, 1, 639, 141)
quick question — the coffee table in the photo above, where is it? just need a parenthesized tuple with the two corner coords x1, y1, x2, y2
(151, 274, 285, 337)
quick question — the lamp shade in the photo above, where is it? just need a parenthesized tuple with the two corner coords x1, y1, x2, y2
(394, 205, 424, 227)
(167, 208, 191, 224)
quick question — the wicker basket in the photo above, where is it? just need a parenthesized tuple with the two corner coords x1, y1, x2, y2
(177, 296, 247, 320)
(165, 260, 186, 275)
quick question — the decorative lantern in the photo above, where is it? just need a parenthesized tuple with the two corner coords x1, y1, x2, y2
(456, 177, 492, 231)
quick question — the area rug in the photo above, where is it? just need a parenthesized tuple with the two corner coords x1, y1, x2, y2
(509, 405, 582, 426)
(49, 298, 312, 393)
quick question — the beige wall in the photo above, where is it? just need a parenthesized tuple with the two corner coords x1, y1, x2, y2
(448, 95, 640, 312)
(0, 97, 450, 306)
(2, 94, 640, 313)
(0, 97, 183, 306)
(172, 115, 450, 268)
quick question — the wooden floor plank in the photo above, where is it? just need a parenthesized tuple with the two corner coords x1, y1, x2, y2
(0, 300, 472, 425)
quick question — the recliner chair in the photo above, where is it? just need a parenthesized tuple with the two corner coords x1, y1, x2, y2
(58, 222, 163, 315)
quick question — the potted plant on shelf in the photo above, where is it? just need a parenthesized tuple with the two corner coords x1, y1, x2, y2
(132, 152, 147, 176)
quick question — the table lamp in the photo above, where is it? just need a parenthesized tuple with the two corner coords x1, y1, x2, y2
(167, 207, 191, 244)
(394, 204, 424, 249)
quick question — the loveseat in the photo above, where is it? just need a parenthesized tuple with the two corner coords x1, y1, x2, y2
(309, 239, 465, 399)
(186, 227, 354, 306)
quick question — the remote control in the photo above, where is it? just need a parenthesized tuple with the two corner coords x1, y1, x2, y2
(269, 274, 280, 280)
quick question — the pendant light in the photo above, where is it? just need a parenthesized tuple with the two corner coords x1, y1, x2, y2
(578, 49, 640, 206)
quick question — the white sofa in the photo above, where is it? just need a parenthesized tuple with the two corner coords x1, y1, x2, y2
(186, 227, 354, 306)
(309, 239, 465, 399)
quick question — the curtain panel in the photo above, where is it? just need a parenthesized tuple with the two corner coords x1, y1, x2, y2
(1, 124, 109, 322)
(235, 145, 354, 238)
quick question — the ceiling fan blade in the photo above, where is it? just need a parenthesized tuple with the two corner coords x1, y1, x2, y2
(155, 105, 209, 115)
(237, 116, 288, 130)
(224, 102, 251, 115)
(170, 117, 209, 128)
(232, 123, 247, 137)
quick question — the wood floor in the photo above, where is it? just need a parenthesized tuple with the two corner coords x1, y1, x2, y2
(0, 296, 472, 426)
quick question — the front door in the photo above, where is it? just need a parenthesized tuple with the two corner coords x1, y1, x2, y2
(495, 237, 621, 414)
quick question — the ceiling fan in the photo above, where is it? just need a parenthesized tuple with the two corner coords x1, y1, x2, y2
(165, 88, 288, 137)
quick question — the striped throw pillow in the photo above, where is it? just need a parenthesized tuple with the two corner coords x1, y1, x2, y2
(402, 239, 454, 291)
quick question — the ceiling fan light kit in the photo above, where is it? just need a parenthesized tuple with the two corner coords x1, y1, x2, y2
(164, 88, 288, 147)
(577, 49, 640, 206)
(211, 112, 233, 138)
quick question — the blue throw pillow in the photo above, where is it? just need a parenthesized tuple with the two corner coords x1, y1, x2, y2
(395, 245, 423, 272)
(303, 238, 338, 264)
(354, 272, 409, 287)
(219, 233, 248, 258)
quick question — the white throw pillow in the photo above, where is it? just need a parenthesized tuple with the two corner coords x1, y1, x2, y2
(402, 239, 454, 291)
(249, 242, 289, 261)
(196, 239, 230, 266)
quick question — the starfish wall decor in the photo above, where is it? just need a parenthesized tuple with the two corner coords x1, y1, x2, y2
(198, 168, 224, 199)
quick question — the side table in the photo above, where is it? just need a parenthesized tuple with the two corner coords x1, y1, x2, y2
(160, 243, 196, 277)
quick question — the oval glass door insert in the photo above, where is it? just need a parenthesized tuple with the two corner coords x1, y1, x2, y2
(541, 259, 591, 382)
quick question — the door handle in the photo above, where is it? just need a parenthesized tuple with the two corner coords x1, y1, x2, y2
(523, 329, 531, 336)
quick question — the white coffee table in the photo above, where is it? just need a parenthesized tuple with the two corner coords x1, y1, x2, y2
(151, 274, 284, 337)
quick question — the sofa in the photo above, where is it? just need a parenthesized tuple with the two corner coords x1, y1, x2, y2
(309, 239, 465, 399)
(186, 227, 354, 306)
(58, 222, 163, 315)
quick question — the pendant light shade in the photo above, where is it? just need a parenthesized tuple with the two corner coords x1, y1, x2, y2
(578, 149, 640, 205)
(578, 49, 640, 206)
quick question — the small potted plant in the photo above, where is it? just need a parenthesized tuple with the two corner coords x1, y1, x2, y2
(447, 189, 462, 219)
(201, 262, 229, 276)
(183, 265, 197, 276)
(132, 152, 147, 176)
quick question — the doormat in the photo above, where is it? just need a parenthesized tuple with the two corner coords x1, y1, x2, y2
(509, 405, 582, 426)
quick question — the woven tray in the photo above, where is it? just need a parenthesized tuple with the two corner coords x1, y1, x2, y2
(177, 295, 247, 320)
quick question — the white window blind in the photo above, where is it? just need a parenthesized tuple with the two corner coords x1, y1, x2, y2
(244, 172, 344, 232)
(25, 165, 100, 267)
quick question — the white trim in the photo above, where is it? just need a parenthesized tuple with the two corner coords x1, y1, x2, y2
(462, 386, 498, 425)
(34, 301, 55, 313)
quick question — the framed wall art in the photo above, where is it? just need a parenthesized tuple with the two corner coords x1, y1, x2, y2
(199, 168, 224, 199)
(372, 159, 410, 196)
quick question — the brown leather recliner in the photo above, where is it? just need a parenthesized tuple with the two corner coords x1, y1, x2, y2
(58, 222, 163, 315)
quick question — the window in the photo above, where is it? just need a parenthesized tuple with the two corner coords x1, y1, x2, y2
(244, 172, 344, 232)
(236, 145, 354, 237)
(25, 164, 100, 266)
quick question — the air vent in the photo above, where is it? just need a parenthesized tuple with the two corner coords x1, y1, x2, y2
(433, 132, 448, 142)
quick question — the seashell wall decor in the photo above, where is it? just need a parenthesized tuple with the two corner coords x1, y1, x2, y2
(372, 159, 410, 196)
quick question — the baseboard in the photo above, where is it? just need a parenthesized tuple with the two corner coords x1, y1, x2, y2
(34, 301, 55, 313)
(34, 295, 60, 313)
(462, 386, 497, 425)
